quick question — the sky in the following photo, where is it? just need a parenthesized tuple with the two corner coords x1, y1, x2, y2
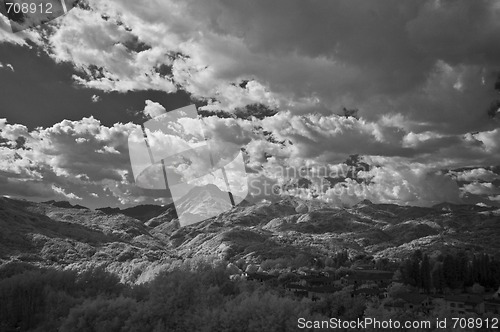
(0, 0, 500, 209)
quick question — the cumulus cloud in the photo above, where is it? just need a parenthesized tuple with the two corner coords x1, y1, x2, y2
(259, 111, 500, 167)
(462, 182, 500, 196)
(46, 7, 176, 92)
(143, 100, 166, 118)
(0, 111, 256, 207)
(0, 14, 42, 46)
(0, 116, 172, 207)
(452, 168, 500, 183)
(360, 163, 462, 206)
(1, 108, 499, 207)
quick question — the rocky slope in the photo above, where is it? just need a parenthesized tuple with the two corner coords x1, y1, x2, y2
(0, 197, 171, 282)
(1, 194, 499, 283)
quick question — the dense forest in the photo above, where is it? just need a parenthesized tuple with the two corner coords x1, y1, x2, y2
(0, 260, 366, 332)
(1, 250, 499, 332)
(400, 251, 500, 293)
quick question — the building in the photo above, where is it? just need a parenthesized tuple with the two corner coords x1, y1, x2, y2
(307, 285, 342, 301)
(484, 299, 500, 314)
(299, 275, 336, 287)
(343, 270, 394, 288)
(384, 293, 433, 313)
(246, 272, 276, 283)
(285, 283, 309, 297)
(352, 287, 383, 299)
(285, 283, 341, 300)
(444, 294, 484, 315)
(398, 293, 433, 312)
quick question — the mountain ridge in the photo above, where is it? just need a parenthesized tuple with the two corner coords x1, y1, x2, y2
(1, 196, 499, 283)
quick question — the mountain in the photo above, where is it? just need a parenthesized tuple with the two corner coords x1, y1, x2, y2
(96, 185, 245, 226)
(0, 197, 169, 282)
(432, 201, 494, 212)
(150, 197, 500, 263)
(97, 204, 175, 222)
(144, 205, 178, 228)
(43, 200, 89, 210)
(173, 184, 244, 226)
(1, 196, 499, 283)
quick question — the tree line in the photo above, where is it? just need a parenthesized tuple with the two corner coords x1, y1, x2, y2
(399, 250, 500, 293)
(0, 261, 367, 332)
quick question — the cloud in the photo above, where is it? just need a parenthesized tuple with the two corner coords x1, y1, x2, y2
(47, 7, 176, 92)
(249, 156, 463, 207)
(52, 185, 82, 200)
(2, 0, 497, 135)
(0, 14, 42, 46)
(277, 158, 463, 207)
(143, 100, 166, 118)
(360, 162, 462, 206)
(452, 168, 500, 182)
(1, 109, 498, 208)
(472, 128, 500, 154)
(0, 174, 60, 198)
(259, 111, 500, 167)
(1, 0, 500, 208)
(0, 116, 171, 207)
(462, 182, 500, 196)
(1, 1, 498, 112)
(91, 94, 101, 103)
(38, 1, 500, 135)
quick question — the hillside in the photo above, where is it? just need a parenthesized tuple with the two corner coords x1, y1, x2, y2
(96, 203, 175, 222)
(1, 196, 499, 283)
(0, 197, 170, 282)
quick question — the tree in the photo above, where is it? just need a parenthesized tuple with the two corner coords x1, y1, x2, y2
(59, 296, 139, 332)
(443, 254, 456, 288)
(420, 254, 432, 293)
(375, 258, 390, 270)
(431, 262, 445, 294)
(210, 292, 311, 332)
(471, 283, 485, 294)
(76, 266, 123, 297)
(277, 272, 300, 285)
(456, 251, 468, 287)
(387, 282, 410, 298)
(412, 258, 421, 288)
(332, 250, 349, 268)
(400, 254, 420, 287)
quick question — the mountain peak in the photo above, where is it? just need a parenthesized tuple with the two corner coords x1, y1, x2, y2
(186, 183, 224, 196)
(173, 184, 241, 226)
(42, 200, 89, 210)
(355, 199, 374, 207)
